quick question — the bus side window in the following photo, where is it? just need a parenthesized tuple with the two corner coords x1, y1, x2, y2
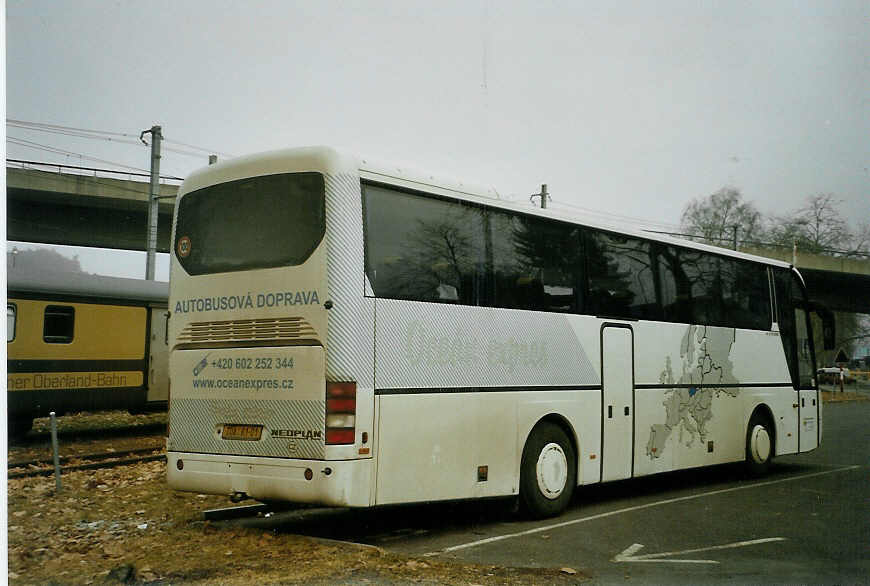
(488, 211, 584, 313)
(363, 183, 486, 305)
(773, 269, 797, 387)
(43, 305, 75, 344)
(7, 304, 16, 342)
(586, 230, 659, 320)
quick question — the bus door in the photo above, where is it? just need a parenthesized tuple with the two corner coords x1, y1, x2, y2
(776, 267, 820, 454)
(601, 324, 634, 481)
(795, 303, 819, 452)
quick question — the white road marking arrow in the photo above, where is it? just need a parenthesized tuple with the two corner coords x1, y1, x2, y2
(613, 537, 787, 564)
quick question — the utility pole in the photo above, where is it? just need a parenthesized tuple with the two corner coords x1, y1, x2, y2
(140, 125, 162, 280)
(732, 225, 738, 251)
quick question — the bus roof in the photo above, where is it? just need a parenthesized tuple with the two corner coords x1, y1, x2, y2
(8, 265, 168, 304)
(357, 153, 792, 270)
(187, 146, 793, 270)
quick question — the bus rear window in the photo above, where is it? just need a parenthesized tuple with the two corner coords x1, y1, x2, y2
(174, 172, 325, 275)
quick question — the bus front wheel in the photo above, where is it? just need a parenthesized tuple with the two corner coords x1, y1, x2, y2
(745, 412, 774, 476)
(519, 422, 576, 518)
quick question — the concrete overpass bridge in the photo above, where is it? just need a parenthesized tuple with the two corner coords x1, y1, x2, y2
(7, 164, 178, 252)
(6, 165, 869, 316)
(741, 245, 870, 315)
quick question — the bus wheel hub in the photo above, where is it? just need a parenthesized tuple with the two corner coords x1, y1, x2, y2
(751, 425, 771, 463)
(536, 442, 568, 499)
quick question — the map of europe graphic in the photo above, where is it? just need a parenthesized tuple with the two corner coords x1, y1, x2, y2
(646, 325, 739, 459)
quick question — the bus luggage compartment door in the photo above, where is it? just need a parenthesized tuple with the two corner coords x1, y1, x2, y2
(168, 345, 326, 460)
(798, 389, 819, 452)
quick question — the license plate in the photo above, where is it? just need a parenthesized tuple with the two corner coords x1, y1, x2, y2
(221, 424, 263, 441)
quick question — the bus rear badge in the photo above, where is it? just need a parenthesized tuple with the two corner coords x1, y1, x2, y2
(178, 236, 192, 258)
(271, 429, 322, 440)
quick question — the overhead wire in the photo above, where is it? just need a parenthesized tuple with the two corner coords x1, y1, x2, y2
(546, 198, 682, 231)
(7, 121, 145, 146)
(162, 144, 224, 159)
(7, 117, 235, 168)
(163, 137, 234, 158)
(7, 136, 152, 174)
(7, 159, 177, 198)
(532, 198, 869, 257)
(6, 118, 135, 138)
(6, 158, 183, 181)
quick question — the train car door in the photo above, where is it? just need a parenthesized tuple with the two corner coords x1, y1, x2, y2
(147, 307, 169, 404)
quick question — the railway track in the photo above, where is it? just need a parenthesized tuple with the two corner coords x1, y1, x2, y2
(8, 446, 166, 479)
(10, 422, 167, 446)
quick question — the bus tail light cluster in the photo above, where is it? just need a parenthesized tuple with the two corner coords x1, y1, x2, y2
(326, 382, 356, 445)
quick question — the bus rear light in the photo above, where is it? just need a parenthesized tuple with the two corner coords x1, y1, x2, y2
(326, 381, 356, 445)
(326, 429, 355, 444)
(326, 414, 355, 428)
(326, 398, 356, 412)
(327, 382, 356, 398)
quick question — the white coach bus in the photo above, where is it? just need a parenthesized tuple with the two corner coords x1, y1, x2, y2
(167, 147, 827, 517)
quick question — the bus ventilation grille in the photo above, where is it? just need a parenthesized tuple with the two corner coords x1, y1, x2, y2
(177, 317, 317, 345)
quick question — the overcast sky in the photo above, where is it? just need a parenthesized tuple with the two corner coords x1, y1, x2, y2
(5, 0, 869, 277)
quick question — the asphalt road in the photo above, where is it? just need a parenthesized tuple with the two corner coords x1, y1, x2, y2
(232, 400, 869, 584)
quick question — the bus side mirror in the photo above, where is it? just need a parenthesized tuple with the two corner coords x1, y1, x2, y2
(810, 303, 836, 350)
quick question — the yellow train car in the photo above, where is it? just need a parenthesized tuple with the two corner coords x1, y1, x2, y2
(7, 266, 169, 436)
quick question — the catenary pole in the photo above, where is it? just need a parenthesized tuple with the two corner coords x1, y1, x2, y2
(141, 125, 162, 280)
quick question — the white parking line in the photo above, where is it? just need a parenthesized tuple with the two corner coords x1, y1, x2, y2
(612, 537, 787, 563)
(425, 465, 860, 556)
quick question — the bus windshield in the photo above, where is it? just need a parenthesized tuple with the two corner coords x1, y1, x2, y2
(173, 172, 325, 275)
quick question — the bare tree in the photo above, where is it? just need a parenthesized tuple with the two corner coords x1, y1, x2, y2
(765, 194, 870, 365)
(850, 222, 870, 258)
(767, 194, 856, 254)
(680, 187, 762, 249)
(7, 247, 85, 273)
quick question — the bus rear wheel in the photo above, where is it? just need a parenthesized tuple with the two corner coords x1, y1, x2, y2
(519, 422, 576, 518)
(745, 412, 774, 476)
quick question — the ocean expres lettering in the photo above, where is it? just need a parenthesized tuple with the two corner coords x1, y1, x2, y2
(174, 290, 320, 314)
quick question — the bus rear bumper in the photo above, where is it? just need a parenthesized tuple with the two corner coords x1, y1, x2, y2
(167, 452, 372, 507)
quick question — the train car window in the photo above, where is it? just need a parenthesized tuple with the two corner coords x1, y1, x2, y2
(7, 304, 16, 342)
(43, 305, 75, 344)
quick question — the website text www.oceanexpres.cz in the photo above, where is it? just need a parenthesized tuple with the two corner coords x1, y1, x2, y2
(192, 378, 295, 390)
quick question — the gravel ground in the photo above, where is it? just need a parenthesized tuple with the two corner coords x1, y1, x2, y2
(6, 411, 588, 585)
(10, 390, 863, 585)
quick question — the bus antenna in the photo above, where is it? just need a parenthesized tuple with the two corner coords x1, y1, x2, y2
(530, 184, 548, 209)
